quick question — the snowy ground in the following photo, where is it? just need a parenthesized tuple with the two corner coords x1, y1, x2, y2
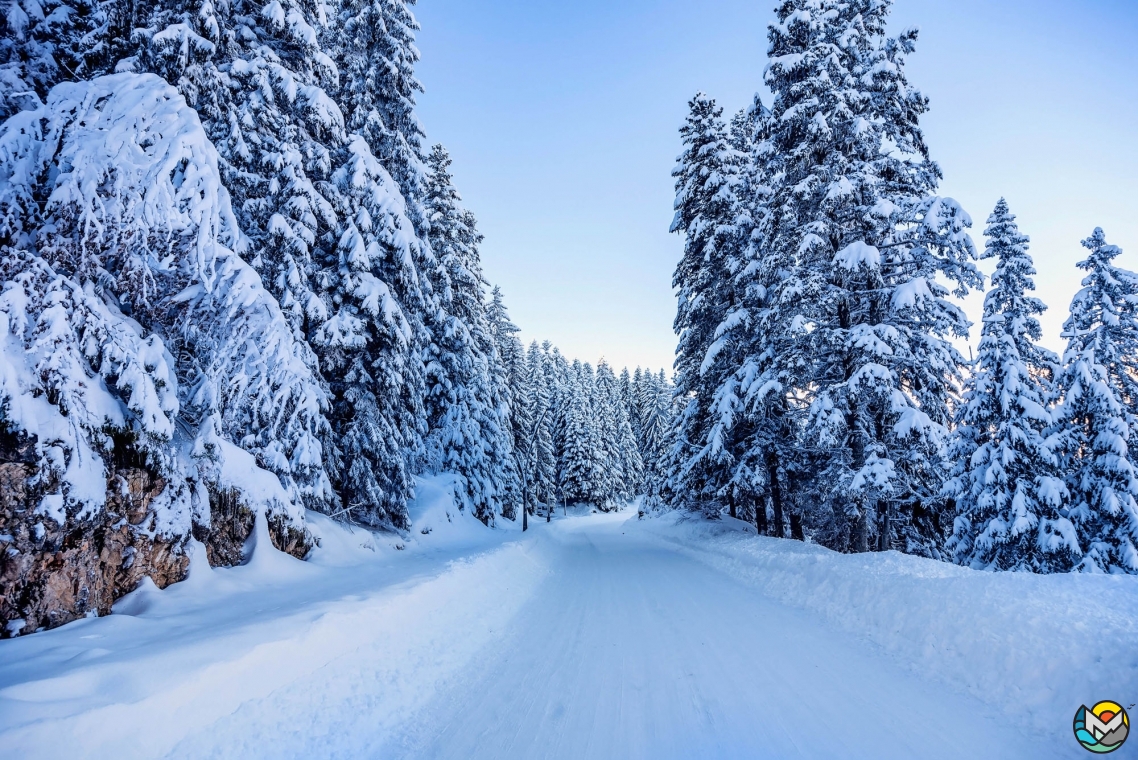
(0, 480, 1134, 759)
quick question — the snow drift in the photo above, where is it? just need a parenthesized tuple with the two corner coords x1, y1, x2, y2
(638, 512, 1138, 734)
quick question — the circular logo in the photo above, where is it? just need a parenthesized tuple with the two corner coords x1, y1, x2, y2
(1074, 701, 1129, 754)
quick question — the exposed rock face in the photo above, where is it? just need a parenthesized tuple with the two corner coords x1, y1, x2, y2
(1, 434, 315, 638)
(0, 436, 189, 637)
(191, 487, 314, 567)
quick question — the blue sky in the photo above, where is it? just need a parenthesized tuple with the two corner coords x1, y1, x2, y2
(413, 0, 1138, 373)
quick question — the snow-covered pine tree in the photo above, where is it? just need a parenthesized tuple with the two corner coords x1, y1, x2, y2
(418, 144, 514, 523)
(0, 0, 120, 118)
(333, 0, 427, 225)
(756, 0, 981, 554)
(945, 199, 1070, 571)
(1049, 230, 1138, 574)
(699, 92, 789, 530)
(615, 366, 645, 497)
(133, 0, 442, 529)
(558, 361, 602, 505)
(545, 344, 572, 507)
(1060, 230, 1138, 424)
(629, 367, 646, 446)
(484, 285, 523, 517)
(591, 361, 622, 504)
(135, 0, 346, 336)
(639, 370, 675, 512)
(618, 367, 639, 443)
(525, 341, 557, 509)
(510, 353, 541, 516)
(318, 135, 425, 529)
(0, 74, 328, 633)
(668, 92, 746, 513)
(595, 360, 643, 505)
(486, 286, 526, 397)
(0, 72, 333, 518)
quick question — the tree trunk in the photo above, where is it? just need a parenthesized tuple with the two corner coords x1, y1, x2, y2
(754, 494, 768, 536)
(766, 450, 785, 538)
(789, 511, 804, 542)
(877, 499, 890, 551)
(728, 491, 737, 520)
(853, 508, 869, 553)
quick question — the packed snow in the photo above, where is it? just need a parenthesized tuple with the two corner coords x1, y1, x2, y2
(1, 485, 1131, 759)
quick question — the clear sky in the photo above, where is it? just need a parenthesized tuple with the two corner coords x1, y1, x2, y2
(413, 0, 1138, 373)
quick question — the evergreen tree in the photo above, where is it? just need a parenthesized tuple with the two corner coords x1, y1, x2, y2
(668, 93, 745, 511)
(484, 285, 523, 517)
(595, 360, 643, 505)
(700, 92, 788, 531)
(417, 144, 514, 523)
(525, 342, 557, 508)
(312, 136, 425, 529)
(1049, 229, 1138, 573)
(0, 0, 121, 118)
(629, 367, 646, 446)
(559, 361, 596, 505)
(0, 72, 328, 529)
(618, 367, 638, 440)
(546, 344, 573, 507)
(755, 0, 981, 554)
(640, 370, 675, 511)
(945, 199, 1070, 571)
(333, 0, 426, 222)
(132, 0, 439, 528)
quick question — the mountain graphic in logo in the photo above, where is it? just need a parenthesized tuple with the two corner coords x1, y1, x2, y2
(1074, 701, 1129, 754)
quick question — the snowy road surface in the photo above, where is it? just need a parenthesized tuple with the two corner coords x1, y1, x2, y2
(0, 505, 1128, 759)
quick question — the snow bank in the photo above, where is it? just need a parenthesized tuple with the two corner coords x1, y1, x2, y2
(407, 474, 521, 547)
(0, 473, 538, 759)
(636, 512, 1138, 733)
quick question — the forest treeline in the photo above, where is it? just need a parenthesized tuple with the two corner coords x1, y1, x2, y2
(0, 0, 673, 635)
(664, 0, 1138, 574)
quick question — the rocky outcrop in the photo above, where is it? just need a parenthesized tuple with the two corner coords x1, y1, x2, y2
(1, 432, 315, 638)
(191, 487, 314, 568)
(0, 432, 189, 637)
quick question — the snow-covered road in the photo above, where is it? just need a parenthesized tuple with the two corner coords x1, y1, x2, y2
(375, 513, 1065, 760)
(2, 504, 1126, 759)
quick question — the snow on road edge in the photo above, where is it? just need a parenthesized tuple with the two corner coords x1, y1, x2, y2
(634, 511, 1138, 734)
(0, 517, 548, 759)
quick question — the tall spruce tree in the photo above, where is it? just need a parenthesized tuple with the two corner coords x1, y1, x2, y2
(945, 199, 1070, 571)
(640, 370, 675, 511)
(1049, 230, 1138, 573)
(132, 0, 438, 528)
(756, 0, 981, 554)
(524, 341, 557, 508)
(595, 360, 643, 504)
(484, 285, 523, 517)
(668, 93, 745, 512)
(700, 92, 791, 532)
(333, 0, 427, 229)
(559, 361, 598, 505)
(420, 145, 513, 523)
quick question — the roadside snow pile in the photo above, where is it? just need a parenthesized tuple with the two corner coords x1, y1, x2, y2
(407, 474, 521, 549)
(636, 512, 1138, 733)
(0, 478, 536, 760)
